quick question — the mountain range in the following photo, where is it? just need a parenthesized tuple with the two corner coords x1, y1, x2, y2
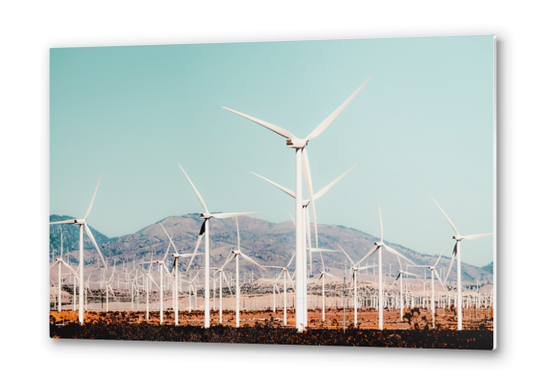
(49, 214, 493, 283)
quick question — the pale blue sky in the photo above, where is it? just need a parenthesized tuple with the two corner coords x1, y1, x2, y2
(50, 35, 494, 266)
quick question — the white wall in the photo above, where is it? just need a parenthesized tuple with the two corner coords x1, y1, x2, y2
(1, 1, 539, 382)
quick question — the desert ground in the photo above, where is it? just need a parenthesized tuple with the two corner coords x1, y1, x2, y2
(50, 280, 493, 349)
(50, 290, 493, 331)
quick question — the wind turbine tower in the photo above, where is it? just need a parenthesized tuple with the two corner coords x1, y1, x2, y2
(223, 76, 372, 331)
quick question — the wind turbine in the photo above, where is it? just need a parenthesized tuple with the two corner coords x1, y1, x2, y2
(83, 271, 94, 311)
(251, 169, 351, 327)
(252, 164, 356, 274)
(67, 267, 79, 311)
(226, 217, 267, 327)
(394, 269, 421, 321)
(186, 271, 201, 312)
(160, 223, 202, 326)
(311, 266, 338, 323)
(338, 245, 376, 326)
(430, 197, 493, 330)
(177, 163, 260, 328)
(141, 241, 171, 324)
(224, 76, 372, 331)
(211, 251, 235, 324)
(412, 247, 447, 328)
(104, 261, 118, 313)
(354, 201, 415, 330)
(50, 175, 107, 324)
(50, 228, 77, 312)
(266, 252, 296, 325)
(142, 261, 159, 321)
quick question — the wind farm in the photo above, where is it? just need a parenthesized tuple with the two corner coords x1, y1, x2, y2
(50, 36, 495, 349)
(50, 214, 494, 337)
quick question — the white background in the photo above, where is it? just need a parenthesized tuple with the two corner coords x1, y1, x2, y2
(1, 1, 540, 382)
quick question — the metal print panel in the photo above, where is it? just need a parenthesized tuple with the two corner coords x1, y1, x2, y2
(49, 35, 495, 349)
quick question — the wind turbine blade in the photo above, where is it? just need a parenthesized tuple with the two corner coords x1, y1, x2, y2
(186, 230, 204, 271)
(434, 243, 447, 268)
(108, 268, 115, 283)
(310, 274, 322, 290)
(313, 165, 357, 201)
(401, 271, 421, 278)
(286, 252, 296, 269)
(192, 270, 201, 281)
(377, 200, 383, 242)
(50, 260, 60, 268)
(220, 253, 234, 270)
(84, 174, 102, 220)
(323, 271, 337, 279)
(395, 253, 403, 271)
(179, 253, 203, 258)
(149, 275, 160, 289)
(84, 224, 107, 270)
(358, 264, 377, 271)
(311, 248, 340, 253)
(160, 223, 178, 254)
(198, 221, 206, 236)
(251, 172, 296, 198)
(162, 264, 172, 280)
(430, 197, 460, 236)
(178, 164, 209, 213)
(162, 241, 171, 263)
(211, 211, 262, 219)
(444, 243, 457, 283)
(272, 272, 283, 284)
(462, 233, 493, 240)
(108, 284, 116, 298)
(304, 76, 372, 142)
(434, 269, 447, 292)
(240, 252, 267, 271)
(286, 270, 295, 290)
(222, 107, 296, 139)
(383, 244, 415, 265)
(287, 209, 296, 226)
(338, 245, 355, 266)
(301, 148, 318, 247)
(50, 219, 77, 225)
(236, 216, 240, 251)
(355, 244, 378, 267)
(224, 272, 233, 295)
(61, 260, 77, 274)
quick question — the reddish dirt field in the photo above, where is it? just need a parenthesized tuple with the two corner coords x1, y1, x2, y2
(50, 305, 493, 331)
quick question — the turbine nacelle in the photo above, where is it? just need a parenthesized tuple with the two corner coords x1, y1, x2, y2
(200, 212, 212, 219)
(374, 241, 384, 246)
(452, 235, 463, 241)
(286, 138, 308, 148)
